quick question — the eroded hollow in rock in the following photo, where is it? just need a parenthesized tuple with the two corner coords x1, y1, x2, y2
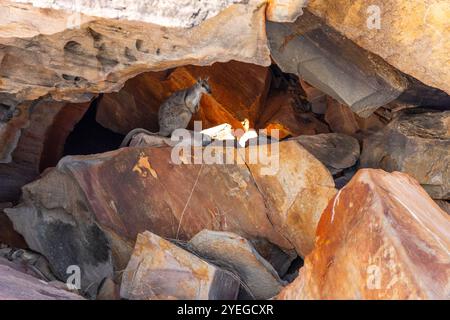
(63, 99, 124, 158)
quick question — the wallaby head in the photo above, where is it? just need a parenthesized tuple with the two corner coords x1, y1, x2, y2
(196, 77, 212, 95)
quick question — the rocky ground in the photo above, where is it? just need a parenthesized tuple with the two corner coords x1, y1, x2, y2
(0, 0, 449, 300)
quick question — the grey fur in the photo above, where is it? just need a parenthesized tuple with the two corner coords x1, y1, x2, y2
(120, 78, 211, 148)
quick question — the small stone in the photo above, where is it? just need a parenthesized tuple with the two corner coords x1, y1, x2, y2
(189, 230, 286, 300)
(120, 231, 240, 300)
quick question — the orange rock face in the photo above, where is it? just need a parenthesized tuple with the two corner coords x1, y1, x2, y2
(96, 61, 271, 134)
(260, 89, 329, 139)
(245, 141, 336, 257)
(278, 169, 450, 300)
(324, 97, 386, 139)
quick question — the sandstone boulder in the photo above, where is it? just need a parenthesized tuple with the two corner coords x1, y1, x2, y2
(189, 230, 285, 299)
(361, 110, 450, 200)
(278, 169, 450, 300)
(0, 0, 270, 103)
(6, 139, 336, 293)
(0, 257, 84, 300)
(120, 231, 240, 300)
(293, 133, 360, 175)
(267, 10, 407, 117)
(244, 141, 336, 257)
(308, 0, 450, 95)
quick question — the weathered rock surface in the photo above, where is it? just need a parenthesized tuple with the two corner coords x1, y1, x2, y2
(0, 257, 84, 300)
(278, 169, 450, 300)
(293, 133, 360, 175)
(6, 139, 336, 292)
(97, 277, 120, 300)
(361, 110, 450, 200)
(0, 247, 57, 282)
(96, 61, 271, 134)
(0, 0, 270, 103)
(5, 168, 115, 297)
(308, 0, 450, 95)
(266, 0, 307, 22)
(244, 141, 337, 257)
(0, 99, 90, 202)
(189, 230, 285, 299)
(267, 10, 407, 117)
(300, 80, 327, 115)
(436, 201, 450, 215)
(16, 0, 248, 28)
(0, 203, 26, 248)
(258, 86, 329, 139)
(324, 97, 387, 139)
(121, 231, 240, 300)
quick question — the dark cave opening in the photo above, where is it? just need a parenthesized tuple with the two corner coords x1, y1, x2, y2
(63, 97, 124, 157)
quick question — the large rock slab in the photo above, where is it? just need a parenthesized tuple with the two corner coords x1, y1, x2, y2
(1, 0, 270, 103)
(189, 230, 285, 299)
(308, 0, 450, 95)
(293, 133, 360, 175)
(244, 141, 336, 257)
(96, 61, 271, 134)
(16, 0, 248, 28)
(120, 231, 239, 300)
(6, 140, 336, 292)
(267, 10, 407, 117)
(0, 257, 84, 300)
(278, 169, 450, 300)
(5, 168, 115, 298)
(361, 110, 450, 200)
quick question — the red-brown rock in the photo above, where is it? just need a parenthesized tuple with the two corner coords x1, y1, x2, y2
(261, 89, 329, 139)
(6, 140, 336, 292)
(324, 97, 386, 139)
(278, 169, 450, 300)
(0, 100, 90, 202)
(96, 61, 271, 134)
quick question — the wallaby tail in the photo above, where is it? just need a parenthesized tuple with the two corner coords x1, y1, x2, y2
(120, 128, 158, 148)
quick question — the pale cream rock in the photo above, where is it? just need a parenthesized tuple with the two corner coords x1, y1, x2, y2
(266, 0, 307, 22)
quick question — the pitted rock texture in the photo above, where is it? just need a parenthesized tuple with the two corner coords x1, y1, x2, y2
(14, 0, 246, 28)
(0, 0, 270, 103)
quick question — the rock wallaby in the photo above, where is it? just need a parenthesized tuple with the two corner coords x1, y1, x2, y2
(120, 78, 212, 148)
